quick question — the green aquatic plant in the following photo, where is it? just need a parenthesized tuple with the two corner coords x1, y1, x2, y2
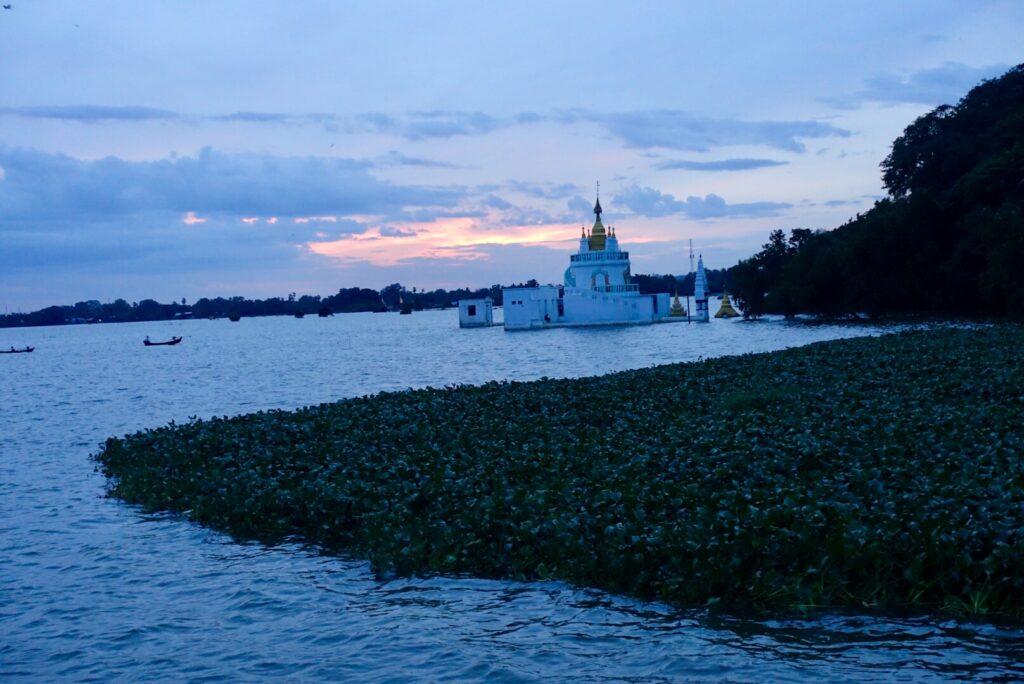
(95, 325, 1024, 618)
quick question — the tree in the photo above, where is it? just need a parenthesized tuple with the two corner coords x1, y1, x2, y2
(730, 62, 1024, 319)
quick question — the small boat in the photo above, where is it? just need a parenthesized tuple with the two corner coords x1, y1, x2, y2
(228, 314, 241, 322)
(1, 346, 34, 354)
(143, 336, 182, 346)
(294, 310, 305, 319)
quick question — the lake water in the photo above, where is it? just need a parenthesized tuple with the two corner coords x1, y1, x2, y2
(3, 310, 1022, 682)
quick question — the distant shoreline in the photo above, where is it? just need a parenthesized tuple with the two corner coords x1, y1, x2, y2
(0, 272, 735, 330)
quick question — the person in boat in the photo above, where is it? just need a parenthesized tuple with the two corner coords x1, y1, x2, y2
(144, 336, 150, 343)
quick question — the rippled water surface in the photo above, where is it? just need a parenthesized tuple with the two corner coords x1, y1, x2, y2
(3, 311, 1022, 681)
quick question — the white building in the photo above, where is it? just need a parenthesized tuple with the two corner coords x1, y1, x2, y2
(458, 298, 494, 328)
(502, 195, 675, 331)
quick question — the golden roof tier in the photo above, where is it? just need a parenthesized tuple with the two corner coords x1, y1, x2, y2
(670, 293, 687, 317)
(588, 194, 606, 251)
(716, 291, 740, 318)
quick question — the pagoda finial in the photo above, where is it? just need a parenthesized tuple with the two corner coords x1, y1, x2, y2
(594, 181, 603, 218)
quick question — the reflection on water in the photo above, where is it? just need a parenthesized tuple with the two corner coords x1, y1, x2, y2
(2, 311, 1021, 681)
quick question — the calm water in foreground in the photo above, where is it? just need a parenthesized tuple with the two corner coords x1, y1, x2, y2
(3, 310, 1022, 682)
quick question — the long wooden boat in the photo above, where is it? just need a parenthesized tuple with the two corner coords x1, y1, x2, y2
(1, 346, 34, 354)
(143, 337, 182, 346)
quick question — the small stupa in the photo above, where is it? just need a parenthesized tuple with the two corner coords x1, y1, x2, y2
(715, 291, 739, 318)
(670, 290, 687, 317)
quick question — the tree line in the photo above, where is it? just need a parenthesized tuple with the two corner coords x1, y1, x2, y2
(731, 63, 1024, 319)
(0, 270, 731, 328)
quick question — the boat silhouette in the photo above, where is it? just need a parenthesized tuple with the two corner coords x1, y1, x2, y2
(1, 346, 34, 354)
(143, 336, 182, 346)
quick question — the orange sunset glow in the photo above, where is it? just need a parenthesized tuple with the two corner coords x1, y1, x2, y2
(307, 214, 580, 266)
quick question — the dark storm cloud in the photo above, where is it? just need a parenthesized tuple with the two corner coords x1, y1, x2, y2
(654, 158, 789, 172)
(823, 62, 1012, 108)
(615, 186, 791, 220)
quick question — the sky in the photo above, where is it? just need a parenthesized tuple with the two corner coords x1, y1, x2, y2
(1, 1, 1021, 311)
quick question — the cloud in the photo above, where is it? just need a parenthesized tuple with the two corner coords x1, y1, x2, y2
(379, 226, 418, 238)
(398, 208, 488, 222)
(375, 151, 460, 169)
(484, 195, 513, 210)
(654, 158, 788, 172)
(506, 180, 580, 199)
(0, 145, 471, 283)
(214, 111, 293, 123)
(0, 145, 463, 225)
(496, 207, 572, 227)
(0, 105, 179, 122)
(358, 111, 504, 140)
(384, 242, 567, 286)
(556, 109, 848, 153)
(615, 185, 791, 219)
(567, 195, 594, 216)
(2, 104, 849, 153)
(823, 62, 1012, 109)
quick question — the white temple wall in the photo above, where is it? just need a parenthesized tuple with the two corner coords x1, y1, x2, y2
(563, 290, 668, 324)
(503, 286, 561, 330)
(570, 259, 630, 290)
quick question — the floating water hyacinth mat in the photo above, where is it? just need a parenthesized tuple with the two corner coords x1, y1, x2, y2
(96, 325, 1024, 617)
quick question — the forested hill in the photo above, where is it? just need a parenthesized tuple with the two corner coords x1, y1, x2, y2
(731, 63, 1024, 318)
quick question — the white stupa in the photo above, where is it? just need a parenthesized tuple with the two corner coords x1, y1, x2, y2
(693, 255, 710, 323)
(500, 190, 676, 330)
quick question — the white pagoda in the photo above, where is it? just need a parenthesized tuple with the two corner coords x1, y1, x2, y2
(693, 255, 710, 323)
(502, 193, 673, 330)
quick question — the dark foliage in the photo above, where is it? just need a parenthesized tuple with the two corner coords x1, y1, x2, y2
(96, 325, 1024, 617)
(633, 269, 731, 297)
(730, 64, 1024, 318)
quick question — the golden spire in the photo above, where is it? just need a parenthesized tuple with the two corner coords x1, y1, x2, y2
(588, 185, 606, 250)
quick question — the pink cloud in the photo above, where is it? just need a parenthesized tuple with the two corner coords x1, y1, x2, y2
(183, 211, 206, 224)
(307, 215, 578, 267)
